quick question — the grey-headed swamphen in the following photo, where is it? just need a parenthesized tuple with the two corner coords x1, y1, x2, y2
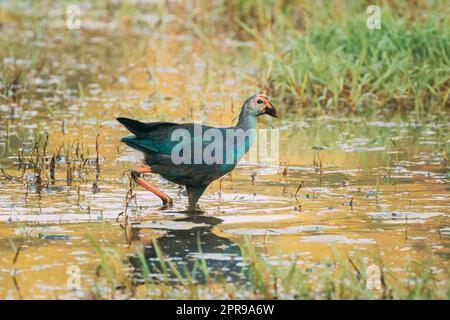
(117, 93, 278, 211)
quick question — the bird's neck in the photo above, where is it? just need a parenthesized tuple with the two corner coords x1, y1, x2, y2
(233, 110, 257, 158)
(236, 110, 257, 131)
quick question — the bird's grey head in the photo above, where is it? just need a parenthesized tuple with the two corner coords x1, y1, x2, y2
(242, 93, 278, 118)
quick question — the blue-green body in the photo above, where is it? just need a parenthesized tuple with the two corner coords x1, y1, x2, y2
(120, 114, 256, 186)
(117, 93, 276, 209)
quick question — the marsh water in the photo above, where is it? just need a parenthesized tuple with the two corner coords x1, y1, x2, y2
(0, 3, 449, 299)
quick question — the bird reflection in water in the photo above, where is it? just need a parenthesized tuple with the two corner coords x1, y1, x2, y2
(128, 215, 247, 285)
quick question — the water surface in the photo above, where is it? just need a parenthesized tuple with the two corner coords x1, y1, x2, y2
(0, 3, 448, 299)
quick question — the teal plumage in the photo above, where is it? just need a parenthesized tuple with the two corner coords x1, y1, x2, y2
(117, 93, 278, 211)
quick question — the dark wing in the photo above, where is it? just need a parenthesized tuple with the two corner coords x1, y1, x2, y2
(118, 117, 193, 157)
(116, 117, 178, 137)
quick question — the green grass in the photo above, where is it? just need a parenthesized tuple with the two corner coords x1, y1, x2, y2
(1, 0, 448, 119)
(227, 0, 450, 118)
(0, 1, 448, 300)
(87, 235, 449, 300)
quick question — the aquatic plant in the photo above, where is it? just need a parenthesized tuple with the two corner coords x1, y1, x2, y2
(84, 235, 448, 300)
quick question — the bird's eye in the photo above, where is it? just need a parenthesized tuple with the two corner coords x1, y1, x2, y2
(257, 99, 263, 104)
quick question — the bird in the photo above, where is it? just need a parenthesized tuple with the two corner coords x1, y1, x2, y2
(117, 93, 278, 212)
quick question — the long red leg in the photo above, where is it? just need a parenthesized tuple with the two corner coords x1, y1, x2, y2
(131, 166, 173, 207)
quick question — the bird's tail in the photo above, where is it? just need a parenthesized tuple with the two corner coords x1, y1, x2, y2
(116, 117, 148, 136)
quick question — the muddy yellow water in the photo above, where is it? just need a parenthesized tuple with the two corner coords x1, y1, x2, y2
(0, 3, 449, 299)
